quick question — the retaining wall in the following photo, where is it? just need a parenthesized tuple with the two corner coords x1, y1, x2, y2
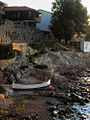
(0, 57, 16, 69)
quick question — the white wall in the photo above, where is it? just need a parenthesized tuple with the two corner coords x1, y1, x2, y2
(80, 40, 90, 52)
(36, 9, 52, 31)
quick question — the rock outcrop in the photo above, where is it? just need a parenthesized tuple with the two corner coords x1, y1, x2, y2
(36, 51, 90, 75)
(0, 50, 90, 91)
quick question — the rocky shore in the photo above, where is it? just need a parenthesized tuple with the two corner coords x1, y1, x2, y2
(0, 50, 90, 120)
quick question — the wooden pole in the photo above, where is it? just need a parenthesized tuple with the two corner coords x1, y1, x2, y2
(41, 70, 44, 81)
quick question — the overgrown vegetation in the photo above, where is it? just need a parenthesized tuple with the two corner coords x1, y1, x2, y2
(28, 56, 49, 70)
(50, 0, 88, 44)
(0, 86, 5, 94)
(85, 26, 90, 41)
(9, 96, 29, 115)
(0, 1, 7, 7)
(27, 41, 58, 70)
(0, 44, 15, 60)
(29, 41, 59, 52)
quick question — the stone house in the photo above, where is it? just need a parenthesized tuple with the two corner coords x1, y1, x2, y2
(0, 6, 43, 55)
(2, 6, 41, 28)
(0, 6, 43, 43)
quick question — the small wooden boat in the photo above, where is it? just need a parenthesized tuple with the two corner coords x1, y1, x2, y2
(12, 79, 51, 90)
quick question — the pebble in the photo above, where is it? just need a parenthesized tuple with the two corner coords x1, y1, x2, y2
(53, 110, 59, 116)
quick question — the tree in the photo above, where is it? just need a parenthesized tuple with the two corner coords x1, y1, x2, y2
(85, 26, 90, 41)
(50, 0, 88, 44)
(0, 1, 7, 8)
(0, 1, 7, 24)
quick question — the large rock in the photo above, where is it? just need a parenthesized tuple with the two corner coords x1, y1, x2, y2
(2, 58, 33, 84)
(52, 73, 71, 90)
(36, 51, 90, 75)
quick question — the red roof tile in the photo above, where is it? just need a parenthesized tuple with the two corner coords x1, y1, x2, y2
(4, 6, 33, 11)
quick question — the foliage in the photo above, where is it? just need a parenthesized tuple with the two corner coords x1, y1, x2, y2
(85, 26, 90, 41)
(0, 86, 5, 94)
(29, 41, 59, 51)
(15, 104, 25, 111)
(0, 109, 8, 114)
(0, 44, 15, 60)
(0, 1, 7, 8)
(29, 56, 36, 65)
(9, 96, 30, 115)
(50, 0, 88, 44)
(30, 50, 47, 58)
(30, 42, 46, 51)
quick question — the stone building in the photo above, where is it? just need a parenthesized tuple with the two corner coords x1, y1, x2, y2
(2, 6, 41, 28)
(0, 6, 44, 44)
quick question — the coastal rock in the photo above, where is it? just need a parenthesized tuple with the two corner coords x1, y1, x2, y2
(36, 51, 90, 75)
(52, 73, 71, 90)
(0, 94, 13, 110)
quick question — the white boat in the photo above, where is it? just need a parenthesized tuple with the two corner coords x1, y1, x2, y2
(81, 77, 90, 82)
(12, 79, 51, 90)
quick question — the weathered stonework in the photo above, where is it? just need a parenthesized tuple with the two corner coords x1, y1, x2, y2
(0, 57, 16, 69)
(0, 20, 45, 44)
(0, 20, 15, 44)
(8, 27, 44, 43)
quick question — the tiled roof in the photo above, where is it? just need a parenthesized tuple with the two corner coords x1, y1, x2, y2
(4, 6, 34, 11)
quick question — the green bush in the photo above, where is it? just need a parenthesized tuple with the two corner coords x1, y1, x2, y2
(29, 56, 36, 65)
(29, 43, 46, 51)
(29, 41, 59, 51)
(0, 86, 5, 94)
(0, 44, 15, 60)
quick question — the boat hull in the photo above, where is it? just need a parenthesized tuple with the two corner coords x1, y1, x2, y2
(12, 79, 51, 90)
(81, 77, 90, 81)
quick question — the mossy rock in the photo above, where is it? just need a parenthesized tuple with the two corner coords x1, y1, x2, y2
(0, 86, 5, 94)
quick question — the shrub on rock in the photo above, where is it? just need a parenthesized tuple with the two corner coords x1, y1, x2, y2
(0, 86, 5, 94)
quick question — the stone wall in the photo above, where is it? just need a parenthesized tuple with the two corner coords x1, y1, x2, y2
(0, 20, 55, 44)
(0, 20, 45, 43)
(0, 20, 15, 44)
(6, 28, 44, 43)
(0, 57, 16, 69)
